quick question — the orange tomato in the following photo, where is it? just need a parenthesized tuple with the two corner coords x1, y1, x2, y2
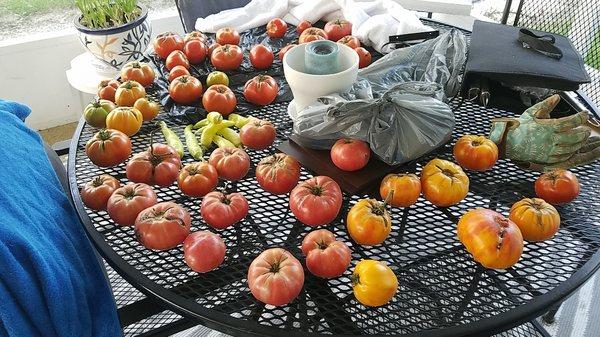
(168, 65, 190, 82)
(106, 106, 143, 136)
(453, 135, 498, 171)
(115, 80, 146, 107)
(166, 50, 190, 70)
(352, 259, 398, 307)
(133, 97, 160, 121)
(120, 61, 155, 87)
(346, 198, 392, 246)
(379, 173, 421, 207)
(420, 158, 469, 207)
(509, 198, 560, 241)
(457, 208, 523, 269)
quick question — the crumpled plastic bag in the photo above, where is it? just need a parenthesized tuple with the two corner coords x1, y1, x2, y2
(291, 29, 467, 166)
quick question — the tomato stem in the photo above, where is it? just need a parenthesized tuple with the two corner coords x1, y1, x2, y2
(351, 273, 360, 286)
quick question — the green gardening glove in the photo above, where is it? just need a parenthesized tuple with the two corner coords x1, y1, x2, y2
(489, 94, 600, 172)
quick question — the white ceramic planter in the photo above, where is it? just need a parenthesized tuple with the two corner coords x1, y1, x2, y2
(74, 5, 151, 69)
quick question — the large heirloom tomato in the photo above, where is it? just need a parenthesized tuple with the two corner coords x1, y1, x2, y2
(457, 208, 523, 269)
(289, 176, 342, 226)
(216, 27, 240, 45)
(166, 50, 190, 70)
(453, 135, 498, 171)
(134, 202, 191, 250)
(183, 39, 208, 64)
(208, 147, 250, 181)
(211, 44, 244, 71)
(379, 173, 421, 207)
(247, 248, 304, 306)
(330, 138, 370, 171)
(85, 129, 132, 167)
(106, 106, 144, 136)
(535, 170, 580, 205)
(106, 183, 157, 226)
(347, 198, 391, 246)
(184, 231, 226, 273)
(243, 74, 279, 106)
(240, 118, 276, 149)
(249, 44, 274, 69)
(80, 174, 120, 211)
(84, 99, 115, 128)
(510, 198, 560, 241)
(299, 27, 328, 44)
(120, 61, 155, 87)
(168, 75, 203, 105)
(126, 143, 182, 187)
(301, 229, 351, 278)
(352, 259, 398, 307)
(133, 97, 160, 121)
(98, 79, 120, 102)
(420, 158, 469, 207)
(324, 19, 352, 41)
(115, 80, 146, 107)
(266, 18, 288, 38)
(255, 153, 300, 194)
(202, 84, 237, 116)
(201, 191, 249, 229)
(177, 162, 218, 197)
(154, 32, 184, 59)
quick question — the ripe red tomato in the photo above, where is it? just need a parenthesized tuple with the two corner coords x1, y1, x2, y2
(535, 170, 580, 205)
(267, 18, 288, 38)
(278, 44, 296, 61)
(135, 202, 191, 250)
(301, 229, 351, 278)
(296, 20, 312, 34)
(80, 174, 121, 211)
(184, 231, 226, 273)
(216, 27, 240, 45)
(243, 74, 279, 106)
(98, 79, 120, 102)
(256, 153, 301, 194)
(106, 183, 157, 226)
(299, 27, 328, 44)
(290, 176, 343, 226)
(167, 65, 190, 82)
(85, 128, 132, 167)
(337, 36, 360, 49)
(202, 84, 237, 116)
(183, 39, 208, 64)
(201, 191, 249, 229)
(168, 75, 203, 105)
(166, 50, 190, 71)
(324, 19, 352, 41)
(330, 138, 370, 171)
(154, 32, 184, 59)
(184, 31, 207, 43)
(120, 61, 155, 87)
(355, 47, 372, 68)
(177, 162, 218, 197)
(208, 147, 250, 181)
(126, 143, 182, 187)
(240, 118, 276, 149)
(211, 44, 244, 71)
(249, 44, 274, 69)
(247, 248, 304, 306)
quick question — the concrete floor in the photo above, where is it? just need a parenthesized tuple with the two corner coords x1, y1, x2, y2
(38, 122, 77, 145)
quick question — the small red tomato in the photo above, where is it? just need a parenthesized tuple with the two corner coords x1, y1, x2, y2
(201, 191, 249, 229)
(134, 201, 191, 250)
(296, 20, 312, 34)
(535, 170, 580, 205)
(166, 50, 190, 70)
(183, 231, 226, 273)
(337, 36, 360, 49)
(202, 84, 237, 116)
(355, 47, 372, 68)
(278, 44, 296, 61)
(98, 79, 120, 102)
(168, 75, 203, 105)
(167, 65, 190, 82)
(177, 162, 219, 197)
(183, 39, 208, 64)
(255, 153, 301, 195)
(154, 32, 184, 59)
(216, 27, 240, 45)
(106, 183, 157, 226)
(85, 128, 132, 167)
(301, 229, 351, 278)
(240, 118, 276, 149)
(243, 74, 279, 106)
(324, 19, 352, 41)
(249, 44, 274, 70)
(331, 138, 370, 171)
(80, 174, 121, 211)
(211, 44, 244, 71)
(208, 147, 250, 181)
(267, 18, 288, 38)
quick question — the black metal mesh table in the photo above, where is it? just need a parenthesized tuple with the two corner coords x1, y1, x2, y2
(67, 21, 600, 337)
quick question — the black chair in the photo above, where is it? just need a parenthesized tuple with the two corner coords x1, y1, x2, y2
(175, 0, 251, 33)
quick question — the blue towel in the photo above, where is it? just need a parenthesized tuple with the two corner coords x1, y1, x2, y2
(0, 100, 120, 337)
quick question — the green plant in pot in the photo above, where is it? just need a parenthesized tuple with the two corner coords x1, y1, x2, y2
(74, 0, 152, 69)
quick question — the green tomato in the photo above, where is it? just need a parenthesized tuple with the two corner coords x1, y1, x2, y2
(84, 99, 116, 128)
(206, 71, 229, 87)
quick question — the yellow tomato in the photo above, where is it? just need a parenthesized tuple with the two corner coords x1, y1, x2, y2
(509, 198, 560, 241)
(346, 198, 392, 246)
(133, 97, 160, 121)
(115, 80, 146, 107)
(379, 173, 421, 207)
(352, 259, 398, 307)
(106, 107, 143, 136)
(420, 158, 469, 207)
(206, 71, 229, 87)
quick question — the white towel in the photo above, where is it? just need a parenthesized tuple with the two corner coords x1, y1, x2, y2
(194, 0, 432, 53)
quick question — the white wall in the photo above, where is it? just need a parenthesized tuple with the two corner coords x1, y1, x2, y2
(0, 10, 183, 131)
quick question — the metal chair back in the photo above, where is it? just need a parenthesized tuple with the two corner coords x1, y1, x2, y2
(175, 0, 251, 33)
